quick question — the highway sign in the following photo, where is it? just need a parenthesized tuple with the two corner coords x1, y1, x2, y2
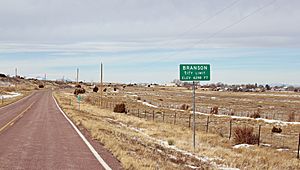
(180, 64, 210, 81)
(77, 95, 82, 102)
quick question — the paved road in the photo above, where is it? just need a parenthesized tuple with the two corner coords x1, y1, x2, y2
(0, 90, 119, 170)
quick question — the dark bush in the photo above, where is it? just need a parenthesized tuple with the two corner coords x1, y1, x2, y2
(210, 106, 218, 114)
(271, 126, 282, 133)
(137, 96, 141, 100)
(74, 88, 85, 95)
(93, 86, 99, 93)
(0, 73, 6, 77)
(113, 103, 126, 113)
(180, 104, 190, 110)
(75, 84, 81, 88)
(233, 126, 259, 145)
(250, 108, 261, 118)
(38, 84, 44, 88)
(103, 88, 107, 92)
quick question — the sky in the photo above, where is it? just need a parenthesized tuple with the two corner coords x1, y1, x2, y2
(0, 0, 300, 85)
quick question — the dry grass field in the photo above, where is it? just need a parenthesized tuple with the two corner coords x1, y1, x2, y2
(54, 85, 300, 170)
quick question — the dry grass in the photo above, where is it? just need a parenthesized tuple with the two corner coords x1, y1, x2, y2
(54, 90, 300, 170)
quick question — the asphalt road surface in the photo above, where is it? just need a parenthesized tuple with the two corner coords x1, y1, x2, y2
(0, 90, 121, 170)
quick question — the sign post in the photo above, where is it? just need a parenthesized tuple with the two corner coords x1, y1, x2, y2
(77, 95, 82, 110)
(179, 64, 210, 150)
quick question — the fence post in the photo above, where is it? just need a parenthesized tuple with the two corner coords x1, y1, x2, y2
(174, 112, 177, 124)
(162, 112, 165, 122)
(258, 125, 261, 146)
(138, 109, 140, 118)
(144, 110, 147, 118)
(189, 114, 191, 128)
(297, 133, 300, 159)
(206, 116, 210, 133)
(152, 110, 155, 121)
(229, 119, 232, 140)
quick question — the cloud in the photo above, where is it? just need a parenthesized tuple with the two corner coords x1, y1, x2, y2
(0, 0, 299, 48)
(0, 0, 300, 84)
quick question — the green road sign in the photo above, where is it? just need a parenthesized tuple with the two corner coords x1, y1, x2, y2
(77, 95, 82, 102)
(180, 64, 210, 81)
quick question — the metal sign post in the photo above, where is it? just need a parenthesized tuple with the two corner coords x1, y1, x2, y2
(77, 95, 81, 110)
(179, 64, 210, 150)
(192, 81, 196, 150)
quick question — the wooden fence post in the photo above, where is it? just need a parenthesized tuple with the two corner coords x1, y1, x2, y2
(206, 116, 210, 133)
(152, 110, 155, 121)
(174, 112, 177, 124)
(229, 120, 232, 140)
(189, 114, 191, 128)
(258, 125, 261, 146)
(144, 110, 147, 118)
(162, 112, 165, 122)
(297, 133, 300, 159)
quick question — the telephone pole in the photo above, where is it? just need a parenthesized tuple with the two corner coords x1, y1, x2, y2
(76, 68, 79, 83)
(100, 62, 103, 108)
(15, 68, 18, 77)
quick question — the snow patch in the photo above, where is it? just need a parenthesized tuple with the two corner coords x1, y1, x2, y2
(233, 144, 254, 149)
(137, 100, 158, 108)
(277, 148, 289, 152)
(0, 92, 21, 99)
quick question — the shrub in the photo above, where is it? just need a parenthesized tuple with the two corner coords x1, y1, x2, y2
(38, 84, 44, 88)
(167, 139, 175, 146)
(74, 88, 85, 95)
(75, 84, 81, 88)
(113, 103, 126, 113)
(137, 96, 141, 100)
(180, 104, 190, 110)
(287, 112, 295, 122)
(250, 108, 261, 118)
(0, 73, 6, 77)
(271, 126, 282, 133)
(233, 126, 259, 145)
(93, 86, 99, 92)
(210, 106, 218, 114)
(103, 88, 107, 92)
(158, 98, 163, 101)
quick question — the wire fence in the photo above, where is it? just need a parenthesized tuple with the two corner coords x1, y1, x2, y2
(72, 95, 300, 159)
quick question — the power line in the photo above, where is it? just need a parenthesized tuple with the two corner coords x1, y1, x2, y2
(163, 0, 241, 46)
(145, 0, 277, 66)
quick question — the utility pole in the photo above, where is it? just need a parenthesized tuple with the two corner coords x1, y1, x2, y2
(44, 74, 47, 81)
(15, 68, 18, 77)
(100, 62, 103, 108)
(76, 68, 79, 84)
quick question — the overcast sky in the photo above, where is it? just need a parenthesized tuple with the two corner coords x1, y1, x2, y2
(0, 0, 299, 85)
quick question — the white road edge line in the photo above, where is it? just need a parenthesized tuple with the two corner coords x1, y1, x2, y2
(52, 94, 112, 170)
